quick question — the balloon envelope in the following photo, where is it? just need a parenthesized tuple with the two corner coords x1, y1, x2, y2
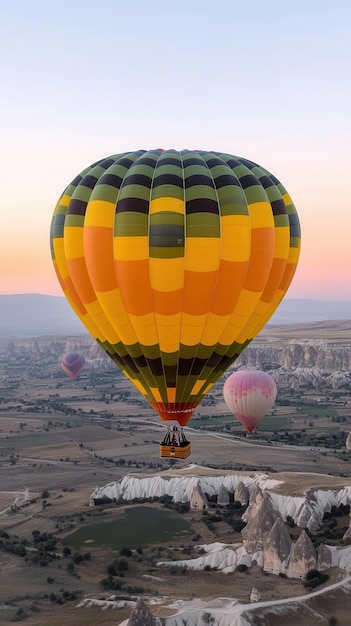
(50, 149, 300, 425)
(62, 352, 86, 380)
(223, 370, 277, 433)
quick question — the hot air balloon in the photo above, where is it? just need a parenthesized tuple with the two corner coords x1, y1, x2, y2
(62, 352, 86, 380)
(223, 369, 277, 435)
(50, 149, 300, 458)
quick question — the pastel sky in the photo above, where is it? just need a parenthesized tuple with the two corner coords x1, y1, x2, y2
(0, 0, 350, 301)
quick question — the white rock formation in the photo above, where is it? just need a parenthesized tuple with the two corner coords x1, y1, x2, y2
(306, 513, 320, 531)
(326, 371, 351, 388)
(90, 469, 351, 554)
(242, 487, 263, 523)
(157, 538, 351, 578)
(248, 485, 262, 504)
(346, 432, 351, 451)
(263, 518, 292, 575)
(234, 481, 249, 506)
(190, 483, 208, 510)
(343, 512, 351, 539)
(287, 530, 317, 579)
(269, 487, 351, 527)
(317, 543, 333, 570)
(90, 469, 281, 506)
(242, 493, 279, 552)
(292, 499, 320, 530)
(250, 587, 261, 603)
(329, 544, 351, 570)
(157, 541, 263, 574)
(217, 484, 230, 506)
(127, 598, 157, 626)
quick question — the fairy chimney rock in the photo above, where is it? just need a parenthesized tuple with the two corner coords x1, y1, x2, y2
(127, 598, 157, 626)
(295, 501, 315, 527)
(287, 530, 317, 579)
(234, 481, 249, 506)
(250, 587, 261, 603)
(307, 512, 320, 531)
(249, 485, 262, 504)
(242, 487, 263, 523)
(263, 517, 292, 575)
(190, 483, 208, 510)
(242, 492, 278, 551)
(217, 484, 230, 506)
(317, 543, 333, 570)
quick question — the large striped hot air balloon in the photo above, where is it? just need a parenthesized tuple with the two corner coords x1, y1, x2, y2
(50, 149, 300, 457)
(223, 369, 277, 434)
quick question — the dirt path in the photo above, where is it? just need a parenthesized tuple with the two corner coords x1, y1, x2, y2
(0, 487, 30, 515)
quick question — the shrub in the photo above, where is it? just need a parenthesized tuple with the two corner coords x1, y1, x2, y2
(100, 577, 122, 591)
(107, 564, 117, 576)
(203, 612, 215, 624)
(306, 569, 321, 581)
(120, 547, 132, 557)
(115, 558, 128, 572)
(232, 520, 246, 532)
(11, 607, 27, 622)
(73, 553, 83, 564)
(236, 563, 248, 572)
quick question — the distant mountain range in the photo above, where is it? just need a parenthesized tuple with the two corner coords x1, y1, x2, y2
(0, 294, 350, 338)
(268, 298, 350, 326)
(0, 294, 84, 338)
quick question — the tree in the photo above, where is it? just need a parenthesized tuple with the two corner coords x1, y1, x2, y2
(115, 558, 128, 572)
(73, 552, 83, 564)
(107, 564, 117, 576)
(120, 547, 132, 557)
(63, 546, 71, 557)
(41, 489, 50, 499)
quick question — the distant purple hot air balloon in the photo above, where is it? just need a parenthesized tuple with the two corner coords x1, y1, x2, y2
(61, 352, 86, 380)
(223, 370, 277, 434)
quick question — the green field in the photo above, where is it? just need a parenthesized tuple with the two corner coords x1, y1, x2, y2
(302, 407, 338, 418)
(62, 505, 193, 550)
(256, 416, 288, 431)
(191, 415, 232, 428)
(0, 432, 65, 449)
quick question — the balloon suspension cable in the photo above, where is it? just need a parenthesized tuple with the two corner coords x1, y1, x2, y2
(161, 424, 189, 447)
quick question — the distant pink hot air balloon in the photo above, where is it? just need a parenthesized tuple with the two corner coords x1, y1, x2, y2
(223, 370, 277, 434)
